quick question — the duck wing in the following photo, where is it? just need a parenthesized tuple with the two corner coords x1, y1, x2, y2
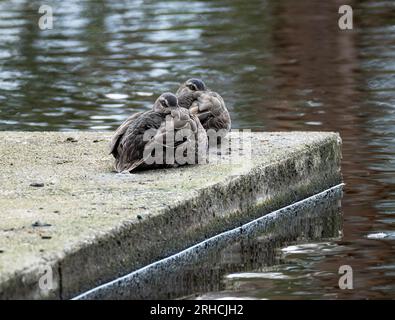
(109, 112, 143, 157)
(194, 91, 231, 132)
(171, 109, 208, 165)
(114, 111, 164, 173)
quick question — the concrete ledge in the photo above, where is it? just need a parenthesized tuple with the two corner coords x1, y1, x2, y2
(0, 131, 342, 299)
(76, 184, 343, 300)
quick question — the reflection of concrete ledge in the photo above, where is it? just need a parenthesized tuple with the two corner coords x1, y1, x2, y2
(0, 131, 342, 299)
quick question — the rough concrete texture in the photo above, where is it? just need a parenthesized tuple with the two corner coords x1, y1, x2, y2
(0, 131, 342, 299)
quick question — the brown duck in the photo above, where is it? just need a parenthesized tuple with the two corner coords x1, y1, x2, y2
(110, 92, 207, 173)
(176, 78, 231, 139)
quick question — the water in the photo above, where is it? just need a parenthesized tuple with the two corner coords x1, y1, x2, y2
(1, 0, 394, 299)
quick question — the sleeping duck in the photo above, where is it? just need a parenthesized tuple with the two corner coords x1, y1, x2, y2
(110, 92, 208, 173)
(176, 78, 231, 140)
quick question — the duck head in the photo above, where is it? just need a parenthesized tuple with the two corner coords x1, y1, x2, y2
(153, 92, 178, 114)
(176, 78, 206, 96)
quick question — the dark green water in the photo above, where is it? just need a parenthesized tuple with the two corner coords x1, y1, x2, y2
(1, 0, 394, 299)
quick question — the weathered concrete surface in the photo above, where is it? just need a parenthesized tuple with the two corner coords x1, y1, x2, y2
(0, 131, 342, 299)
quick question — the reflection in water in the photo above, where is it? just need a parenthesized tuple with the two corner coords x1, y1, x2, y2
(1, 0, 395, 299)
(187, 190, 343, 300)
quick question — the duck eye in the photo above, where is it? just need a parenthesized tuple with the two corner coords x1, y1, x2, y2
(187, 84, 196, 91)
(160, 99, 168, 107)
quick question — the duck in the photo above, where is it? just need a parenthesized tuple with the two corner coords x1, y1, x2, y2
(176, 78, 231, 140)
(109, 92, 207, 173)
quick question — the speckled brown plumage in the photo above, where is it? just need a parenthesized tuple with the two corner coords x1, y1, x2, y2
(176, 79, 231, 138)
(110, 93, 208, 173)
